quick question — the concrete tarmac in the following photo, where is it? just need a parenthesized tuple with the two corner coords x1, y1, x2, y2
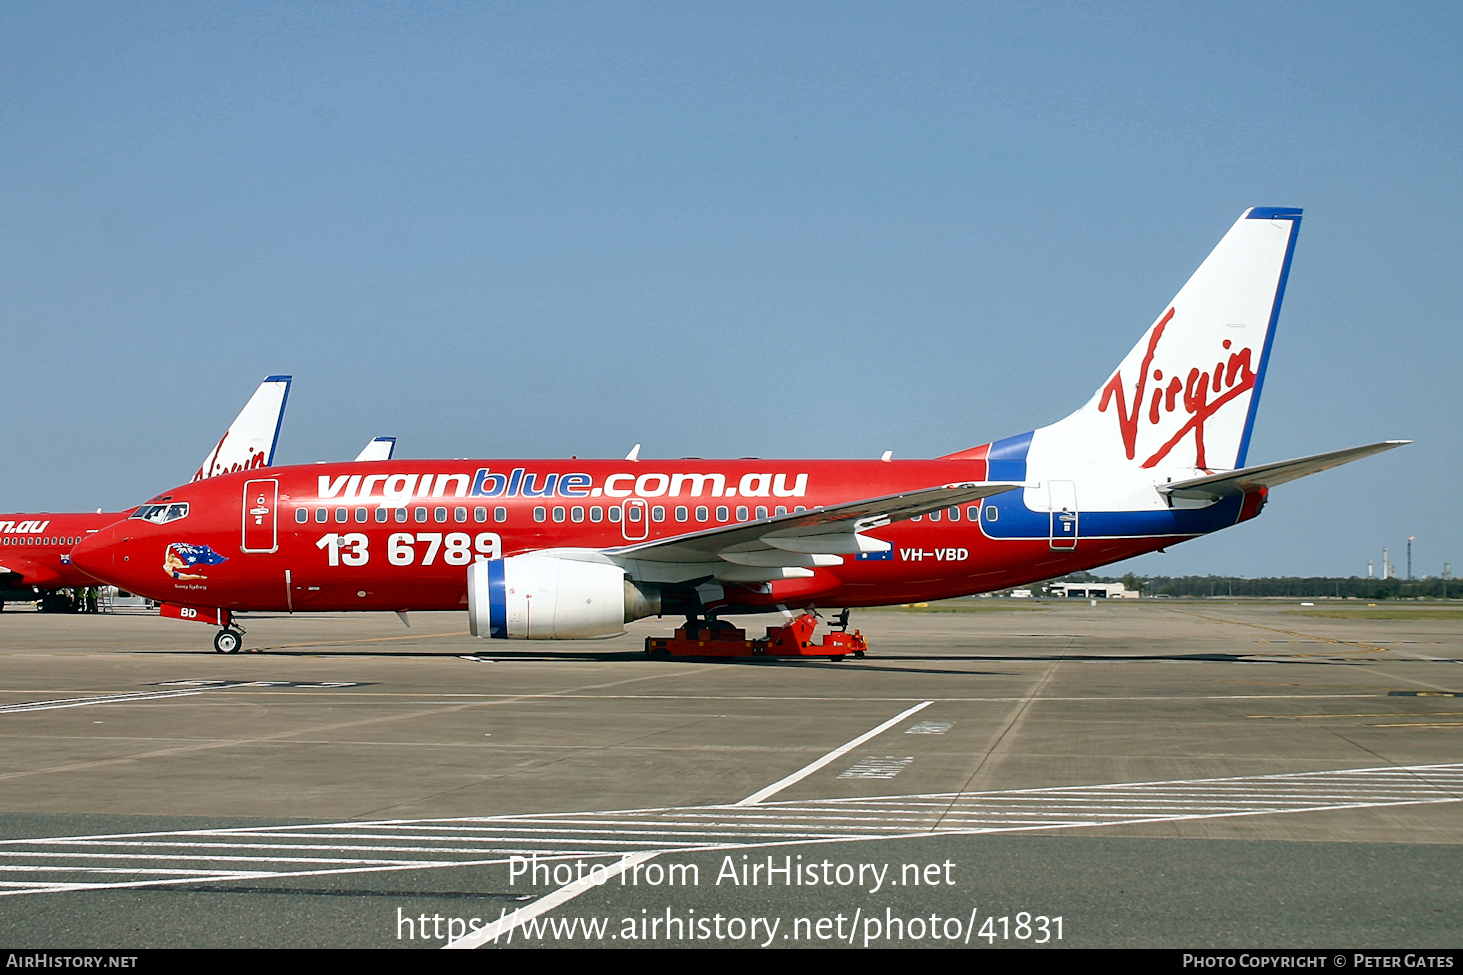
(0, 600, 1459, 948)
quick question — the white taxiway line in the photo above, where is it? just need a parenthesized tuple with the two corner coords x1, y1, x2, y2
(439, 700, 934, 948)
(443, 851, 661, 950)
(0, 761, 1458, 906)
(734, 700, 933, 806)
(0, 690, 205, 714)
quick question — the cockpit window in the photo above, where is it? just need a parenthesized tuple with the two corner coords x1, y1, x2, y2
(130, 503, 190, 524)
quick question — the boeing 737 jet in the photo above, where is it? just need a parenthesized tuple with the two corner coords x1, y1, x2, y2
(71, 209, 1406, 652)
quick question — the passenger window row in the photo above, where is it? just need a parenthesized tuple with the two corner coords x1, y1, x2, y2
(910, 506, 992, 523)
(287, 503, 993, 529)
(294, 506, 509, 526)
(530, 504, 808, 525)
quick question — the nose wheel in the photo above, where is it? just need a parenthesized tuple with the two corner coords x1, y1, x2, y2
(213, 628, 243, 654)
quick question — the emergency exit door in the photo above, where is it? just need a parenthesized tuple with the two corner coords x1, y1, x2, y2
(242, 479, 279, 553)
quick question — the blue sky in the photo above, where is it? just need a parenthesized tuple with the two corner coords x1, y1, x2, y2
(2, 2, 1459, 578)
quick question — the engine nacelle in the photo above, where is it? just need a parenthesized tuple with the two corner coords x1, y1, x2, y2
(467, 555, 660, 640)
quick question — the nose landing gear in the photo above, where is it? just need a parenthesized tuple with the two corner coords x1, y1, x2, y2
(213, 628, 244, 654)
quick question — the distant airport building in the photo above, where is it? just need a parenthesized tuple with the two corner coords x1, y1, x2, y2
(1049, 582, 1139, 599)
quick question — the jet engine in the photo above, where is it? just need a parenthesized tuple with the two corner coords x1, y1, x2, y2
(467, 555, 660, 639)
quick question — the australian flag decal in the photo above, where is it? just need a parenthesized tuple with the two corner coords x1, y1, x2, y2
(164, 542, 228, 581)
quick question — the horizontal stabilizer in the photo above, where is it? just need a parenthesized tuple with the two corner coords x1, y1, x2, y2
(1157, 441, 1410, 503)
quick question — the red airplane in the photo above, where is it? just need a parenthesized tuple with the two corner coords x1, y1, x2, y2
(72, 209, 1406, 654)
(2, 378, 396, 613)
(0, 376, 293, 612)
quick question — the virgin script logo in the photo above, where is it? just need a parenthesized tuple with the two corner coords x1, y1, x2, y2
(193, 429, 269, 482)
(1098, 307, 1256, 470)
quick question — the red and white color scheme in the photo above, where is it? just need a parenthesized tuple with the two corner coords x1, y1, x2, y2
(71, 209, 1407, 651)
(3, 374, 401, 613)
(0, 377, 293, 608)
(192, 376, 291, 481)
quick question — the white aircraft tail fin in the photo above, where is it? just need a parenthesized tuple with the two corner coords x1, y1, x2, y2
(1037, 208, 1302, 476)
(354, 437, 397, 462)
(191, 376, 292, 481)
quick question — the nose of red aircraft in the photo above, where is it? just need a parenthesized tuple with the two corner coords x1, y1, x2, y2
(71, 524, 119, 584)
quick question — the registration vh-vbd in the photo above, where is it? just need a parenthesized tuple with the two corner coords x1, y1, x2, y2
(72, 208, 1405, 655)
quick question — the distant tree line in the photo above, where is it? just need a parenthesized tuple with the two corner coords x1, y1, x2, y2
(1054, 571, 1459, 600)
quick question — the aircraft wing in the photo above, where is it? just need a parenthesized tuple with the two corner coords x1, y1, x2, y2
(599, 481, 1020, 584)
(354, 437, 397, 462)
(192, 376, 292, 481)
(0, 556, 64, 588)
(1157, 441, 1410, 503)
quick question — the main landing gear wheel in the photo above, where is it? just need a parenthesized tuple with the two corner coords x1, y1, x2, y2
(213, 629, 242, 654)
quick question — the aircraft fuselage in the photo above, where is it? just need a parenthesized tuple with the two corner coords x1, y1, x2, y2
(72, 457, 1260, 616)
